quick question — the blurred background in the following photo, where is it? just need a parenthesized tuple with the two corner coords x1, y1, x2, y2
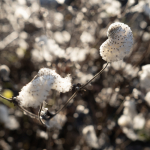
(0, 0, 150, 149)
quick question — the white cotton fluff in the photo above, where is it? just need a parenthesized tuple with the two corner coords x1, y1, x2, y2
(100, 22, 133, 62)
(82, 125, 100, 149)
(145, 91, 150, 106)
(133, 114, 145, 130)
(17, 68, 72, 108)
(118, 115, 132, 127)
(139, 64, 150, 91)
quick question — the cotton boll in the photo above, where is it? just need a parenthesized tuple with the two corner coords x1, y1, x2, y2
(17, 72, 55, 108)
(82, 125, 100, 149)
(122, 127, 138, 141)
(133, 114, 145, 130)
(80, 31, 95, 43)
(100, 22, 133, 62)
(17, 68, 72, 108)
(118, 115, 132, 127)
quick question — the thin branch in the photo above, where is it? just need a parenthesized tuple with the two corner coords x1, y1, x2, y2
(18, 105, 38, 119)
(50, 62, 109, 119)
(0, 93, 12, 101)
(80, 62, 109, 89)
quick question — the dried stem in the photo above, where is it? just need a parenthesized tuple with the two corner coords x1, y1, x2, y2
(0, 94, 12, 101)
(50, 62, 109, 119)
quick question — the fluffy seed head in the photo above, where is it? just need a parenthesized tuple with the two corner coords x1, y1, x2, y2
(100, 22, 134, 62)
(17, 68, 72, 108)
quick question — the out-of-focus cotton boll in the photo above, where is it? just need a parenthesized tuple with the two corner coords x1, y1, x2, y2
(31, 49, 45, 63)
(143, 32, 150, 41)
(45, 114, 67, 129)
(100, 22, 133, 62)
(76, 105, 85, 113)
(80, 31, 95, 43)
(118, 115, 132, 127)
(123, 100, 137, 118)
(76, 105, 89, 115)
(66, 47, 89, 62)
(16, 68, 72, 108)
(0, 105, 19, 130)
(139, 64, 150, 91)
(105, 1, 121, 16)
(111, 61, 139, 78)
(30, 2, 40, 13)
(17, 0, 26, 5)
(74, 12, 84, 25)
(15, 7, 30, 20)
(0, 65, 10, 81)
(0, 105, 9, 124)
(145, 91, 150, 106)
(54, 31, 71, 44)
(130, 1, 145, 13)
(54, 12, 64, 28)
(37, 130, 48, 140)
(5, 116, 20, 130)
(82, 125, 100, 149)
(56, 0, 65, 4)
(133, 114, 145, 130)
(132, 88, 143, 99)
(76, 70, 93, 84)
(122, 127, 138, 141)
(35, 36, 66, 60)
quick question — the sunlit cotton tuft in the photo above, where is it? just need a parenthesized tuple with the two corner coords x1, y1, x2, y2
(100, 22, 133, 62)
(17, 68, 72, 108)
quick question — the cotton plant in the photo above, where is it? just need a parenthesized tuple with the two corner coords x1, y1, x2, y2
(118, 98, 146, 141)
(0, 22, 134, 128)
(16, 68, 72, 108)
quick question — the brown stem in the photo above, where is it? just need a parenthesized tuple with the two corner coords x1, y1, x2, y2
(50, 62, 109, 119)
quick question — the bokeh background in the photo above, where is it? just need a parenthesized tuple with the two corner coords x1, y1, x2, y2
(0, 0, 150, 149)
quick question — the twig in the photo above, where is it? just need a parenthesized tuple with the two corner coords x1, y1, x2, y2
(0, 94, 12, 101)
(50, 62, 109, 119)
